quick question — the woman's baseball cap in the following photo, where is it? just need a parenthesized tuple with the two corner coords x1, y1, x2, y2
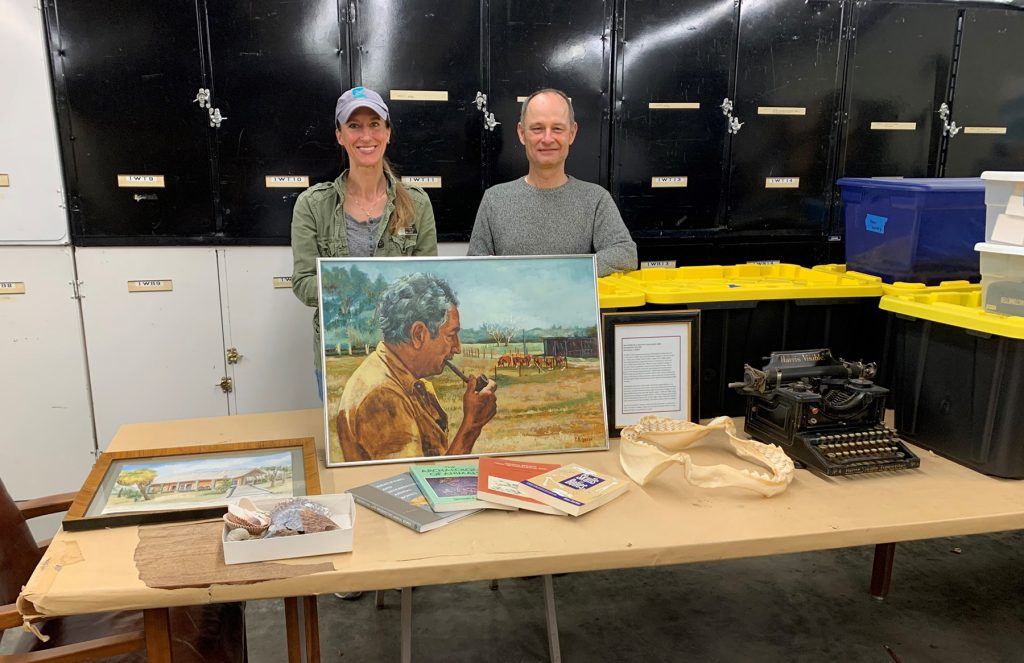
(335, 87, 390, 124)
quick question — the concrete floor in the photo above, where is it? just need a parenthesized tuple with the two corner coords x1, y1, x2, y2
(242, 530, 1024, 662)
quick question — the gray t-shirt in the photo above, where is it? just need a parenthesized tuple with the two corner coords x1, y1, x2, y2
(345, 212, 383, 257)
(467, 176, 637, 276)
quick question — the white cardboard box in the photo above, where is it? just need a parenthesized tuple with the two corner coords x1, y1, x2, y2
(222, 494, 355, 565)
(981, 171, 1024, 246)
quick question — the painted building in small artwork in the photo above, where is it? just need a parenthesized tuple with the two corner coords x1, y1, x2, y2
(148, 468, 268, 494)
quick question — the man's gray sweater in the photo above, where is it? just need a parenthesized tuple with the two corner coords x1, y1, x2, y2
(468, 177, 638, 277)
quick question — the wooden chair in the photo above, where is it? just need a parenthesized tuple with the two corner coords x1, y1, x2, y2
(0, 477, 248, 662)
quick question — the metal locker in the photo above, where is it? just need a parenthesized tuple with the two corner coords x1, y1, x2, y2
(76, 248, 229, 448)
(486, 0, 613, 188)
(218, 247, 321, 414)
(207, 0, 348, 241)
(46, 0, 215, 244)
(612, 0, 738, 237)
(351, 0, 484, 241)
(942, 8, 1024, 177)
(726, 0, 845, 235)
(0, 2, 69, 244)
(0, 247, 95, 499)
(839, 2, 959, 179)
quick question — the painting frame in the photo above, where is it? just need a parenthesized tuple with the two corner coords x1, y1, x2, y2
(601, 309, 701, 437)
(317, 255, 609, 467)
(63, 437, 320, 532)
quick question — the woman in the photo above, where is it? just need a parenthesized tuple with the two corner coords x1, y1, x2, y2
(291, 86, 438, 401)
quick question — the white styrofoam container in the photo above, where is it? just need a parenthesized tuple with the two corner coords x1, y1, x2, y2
(222, 494, 355, 565)
(976, 241, 1024, 317)
(980, 171, 1024, 246)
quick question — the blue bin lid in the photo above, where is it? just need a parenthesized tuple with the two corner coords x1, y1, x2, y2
(836, 177, 984, 192)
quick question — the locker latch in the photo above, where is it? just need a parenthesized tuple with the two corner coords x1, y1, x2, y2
(226, 347, 243, 364)
(193, 88, 211, 109)
(209, 108, 227, 128)
(484, 111, 501, 132)
(721, 98, 743, 135)
(217, 376, 233, 393)
(474, 92, 501, 132)
(938, 103, 960, 137)
(474, 91, 487, 111)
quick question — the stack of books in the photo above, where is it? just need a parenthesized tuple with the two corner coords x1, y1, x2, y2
(347, 459, 627, 532)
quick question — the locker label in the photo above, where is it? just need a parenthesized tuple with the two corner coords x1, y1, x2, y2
(272, 276, 293, 289)
(265, 176, 310, 188)
(0, 174, 9, 187)
(964, 126, 1007, 135)
(651, 176, 688, 188)
(127, 280, 173, 292)
(765, 177, 799, 189)
(401, 176, 442, 189)
(865, 214, 888, 235)
(117, 174, 165, 188)
(641, 260, 677, 269)
(0, 281, 26, 294)
(648, 102, 700, 110)
(870, 122, 916, 131)
(757, 106, 806, 116)
(390, 90, 448, 102)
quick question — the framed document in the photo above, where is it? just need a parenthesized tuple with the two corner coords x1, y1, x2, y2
(601, 310, 700, 436)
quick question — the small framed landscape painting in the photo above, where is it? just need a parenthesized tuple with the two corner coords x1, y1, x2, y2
(63, 438, 320, 532)
(317, 255, 609, 466)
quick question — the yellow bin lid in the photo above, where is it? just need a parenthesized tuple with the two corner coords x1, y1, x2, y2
(880, 290, 1024, 340)
(616, 263, 882, 304)
(812, 264, 980, 295)
(597, 276, 645, 308)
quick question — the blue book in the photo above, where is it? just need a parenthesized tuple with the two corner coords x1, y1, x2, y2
(347, 473, 479, 533)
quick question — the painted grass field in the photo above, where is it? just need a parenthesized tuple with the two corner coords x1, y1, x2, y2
(325, 343, 607, 462)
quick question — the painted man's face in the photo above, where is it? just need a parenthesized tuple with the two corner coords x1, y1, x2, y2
(421, 305, 462, 376)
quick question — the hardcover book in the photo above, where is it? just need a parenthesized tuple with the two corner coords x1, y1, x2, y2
(409, 463, 517, 513)
(347, 473, 480, 532)
(519, 464, 628, 517)
(476, 457, 567, 515)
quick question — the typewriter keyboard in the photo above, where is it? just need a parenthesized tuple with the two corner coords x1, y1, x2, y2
(797, 425, 921, 476)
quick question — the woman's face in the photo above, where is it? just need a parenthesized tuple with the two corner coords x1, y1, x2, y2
(336, 108, 391, 169)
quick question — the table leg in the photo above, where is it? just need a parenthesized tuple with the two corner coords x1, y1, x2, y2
(285, 597, 301, 662)
(543, 574, 562, 663)
(401, 587, 412, 663)
(303, 596, 321, 663)
(871, 542, 897, 600)
(143, 607, 173, 663)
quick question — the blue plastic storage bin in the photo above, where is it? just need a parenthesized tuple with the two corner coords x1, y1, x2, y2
(837, 177, 985, 285)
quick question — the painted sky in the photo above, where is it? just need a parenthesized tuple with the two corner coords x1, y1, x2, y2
(319, 256, 599, 330)
(116, 450, 295, 479)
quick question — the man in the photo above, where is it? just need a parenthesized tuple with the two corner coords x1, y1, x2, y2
(468, 88, 637, 276)
(336, 272, 497, 461)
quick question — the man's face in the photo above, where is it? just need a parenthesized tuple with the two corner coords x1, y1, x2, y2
(517, 93, 577, 171)
(420, 305, 462, 377)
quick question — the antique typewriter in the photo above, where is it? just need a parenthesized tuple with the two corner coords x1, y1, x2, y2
(729, 349, 920, 477)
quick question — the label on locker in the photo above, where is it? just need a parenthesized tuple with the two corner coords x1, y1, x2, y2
(964, 126, 1008, 135)
(0, 174, 9, 187)
(272, 276, 293, 289)
(641, 260, 677, 269)
(648, 102, 700, 110)
(0, 281, 26, 294)
(127, 280, 173, 292)
(265, 176, 310, 188)
(117, 174, 166, 188)
(390, 90, 448, 102)
(757, 106, 806, 116)
(651, 176, 688, 188)
(765, 177, 800, 189)
(870, 122, 916, 131)
(401, 176, 442, 189)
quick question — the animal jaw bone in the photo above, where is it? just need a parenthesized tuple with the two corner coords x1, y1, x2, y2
(619, 415, 795, 497)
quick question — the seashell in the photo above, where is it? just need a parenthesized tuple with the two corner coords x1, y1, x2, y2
(225, 528, 251, 542)
(300, 509, 338, 534)
(267, 527, 300, 538)
(268, 498, 331, 532)
(223, 503, 270, 535)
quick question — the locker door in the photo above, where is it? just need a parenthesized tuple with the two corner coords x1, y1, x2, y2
(47, 0, 215, 244)
(351, 0, 483, 241)
(0, 247, 95, 499)
(943, 9, 1024, 177)
(208, 0, 348, 241)
(487, 0, 612, 187)
(219, 247, 322, 414)
(727, 0, 844, 235)
(839, 2, 958, 179)
(76, 248, 228, 448)
(613, 0, 737, 236)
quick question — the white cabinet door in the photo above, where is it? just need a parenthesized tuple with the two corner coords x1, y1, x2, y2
(0, 247, 94, 499)
(76, 248, 229, 448)
(0, 2, 69, 244)
(220, 247, 320, 414)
